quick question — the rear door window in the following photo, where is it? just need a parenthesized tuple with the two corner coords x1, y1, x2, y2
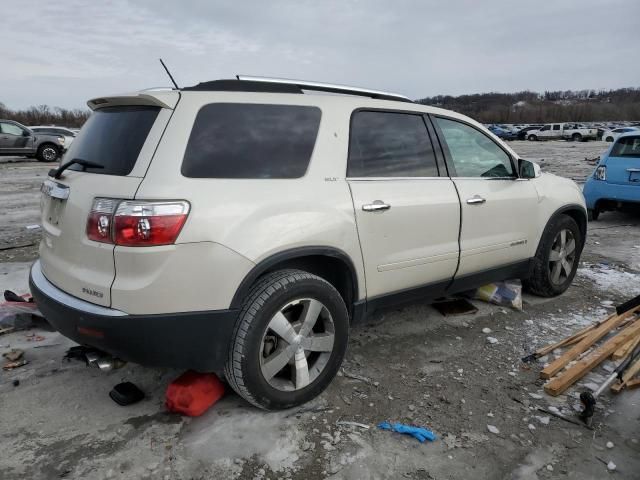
(67, 106, 160, 175)
(347, 111, 438, 177)
(182, 103, 321, 179)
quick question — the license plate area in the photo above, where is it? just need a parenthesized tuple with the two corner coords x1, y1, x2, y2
(41, 179, 70, 226)
(628, 169, 640, 184)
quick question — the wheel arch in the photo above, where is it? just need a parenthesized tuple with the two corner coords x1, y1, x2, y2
(38, 141, 61, 151)
(230, 247, 361, 321)
(537, 204, 587, 255)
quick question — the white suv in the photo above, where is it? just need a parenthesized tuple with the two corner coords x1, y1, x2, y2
(30, 77, 587, 409)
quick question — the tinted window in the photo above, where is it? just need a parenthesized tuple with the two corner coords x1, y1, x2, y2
(540, 125, 550, 131)
(610, 136, 640, 158)
(435, 117, 515, 178)
(182, 104, 321, 179)
(553, 125, 560, 130)
(347, 111, 437, 177)
(1, 122, 24, 136)
(67, 106, 160, 175)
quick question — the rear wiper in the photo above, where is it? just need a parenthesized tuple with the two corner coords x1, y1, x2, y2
(48, 158, 104, 179)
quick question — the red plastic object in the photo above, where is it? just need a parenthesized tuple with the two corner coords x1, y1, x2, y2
(165, 371, 225, 416)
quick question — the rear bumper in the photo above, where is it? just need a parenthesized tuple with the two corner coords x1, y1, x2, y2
(583, 179, 640, 209)
(29, 260, 238, 372)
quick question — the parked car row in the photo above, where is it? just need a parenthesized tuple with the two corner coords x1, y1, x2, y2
(485, 121, 640, 142)
(0, 120, 76, 161)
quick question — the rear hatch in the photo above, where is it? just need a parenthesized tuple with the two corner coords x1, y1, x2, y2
(606, 135, 640, 186)
(39, 91, 178, 307)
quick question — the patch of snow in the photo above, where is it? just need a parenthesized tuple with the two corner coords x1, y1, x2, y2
(578, 264, 639, 297)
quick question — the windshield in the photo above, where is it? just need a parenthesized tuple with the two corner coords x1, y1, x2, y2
(67, 106, 160, 175)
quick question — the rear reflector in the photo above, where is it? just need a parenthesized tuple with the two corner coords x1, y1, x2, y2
(86, 198, 190, 246)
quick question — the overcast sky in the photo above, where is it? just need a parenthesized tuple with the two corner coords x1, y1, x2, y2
(2, 0, 638, 110)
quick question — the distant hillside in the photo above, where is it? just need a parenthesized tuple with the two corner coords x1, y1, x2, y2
(416, 88, 640, 124)
(0, 103, 89, 128)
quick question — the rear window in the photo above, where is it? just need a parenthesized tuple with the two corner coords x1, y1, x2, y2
(610, 136, 640, 158)
(348, 111, 438, 177)
(181, 103, 321, 179)
(67, 106, 160, 175)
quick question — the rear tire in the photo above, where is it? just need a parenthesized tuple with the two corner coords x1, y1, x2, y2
(525, 215, 582, 297)
(587, 208, 599, 221)
(528, 135, 538, 141)
(36, 144, 60, 162)
(605, 136, 613, 142)
(572, 133, 582, 142)
(224, 269, 349, 410)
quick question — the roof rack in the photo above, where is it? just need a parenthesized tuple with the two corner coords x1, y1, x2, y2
(181, 76, 412, 103)
(236, 75, 413, 103)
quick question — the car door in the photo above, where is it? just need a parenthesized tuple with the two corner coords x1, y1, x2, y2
(551, 124, 562, 139)
(347, 110, 461, 301)
(537, 125, 551, 139)
(431, 116, 539, 287)
(0, 122, 26, 152)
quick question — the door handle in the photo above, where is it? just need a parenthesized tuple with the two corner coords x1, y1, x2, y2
(466, 195, 486, 205)
(362, 200, 391, 212)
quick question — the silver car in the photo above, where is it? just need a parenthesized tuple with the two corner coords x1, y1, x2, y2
(0, 119, 67, 161)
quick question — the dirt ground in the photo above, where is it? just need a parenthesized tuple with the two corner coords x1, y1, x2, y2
(1, 141, 639, 480)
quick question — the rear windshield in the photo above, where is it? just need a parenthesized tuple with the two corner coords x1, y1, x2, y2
(610, 136, 640, 158)
(181, 103, 321, 179)
(67, 106, 160, 175)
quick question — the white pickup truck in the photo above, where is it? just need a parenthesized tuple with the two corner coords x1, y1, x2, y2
(526, 123, 597, 142)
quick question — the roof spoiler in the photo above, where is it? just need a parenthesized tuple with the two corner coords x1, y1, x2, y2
(87, 88, 179, 110)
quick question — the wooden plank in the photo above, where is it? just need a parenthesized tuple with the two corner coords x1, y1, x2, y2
(626, 378, 640, 390)
(610, 356, 640, 393)
(611, 333, 640, 361)
(534, 321, 603, 357)
(544, 319, 640, 396)
(540, 308, 639, 380)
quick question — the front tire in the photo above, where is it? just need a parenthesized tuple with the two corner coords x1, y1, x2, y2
(225, 270, 349, 410)
(605, 136, 614, 142)
(572, 133, 582, 142)
(525, 215, 582, 297)
(36, 144, 60, 162)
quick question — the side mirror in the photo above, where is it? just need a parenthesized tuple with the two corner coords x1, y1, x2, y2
(518, 158, 541, 179)
(22, 130, 31, 137)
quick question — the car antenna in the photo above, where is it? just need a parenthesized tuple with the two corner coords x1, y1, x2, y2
(159, 58, 179, 89)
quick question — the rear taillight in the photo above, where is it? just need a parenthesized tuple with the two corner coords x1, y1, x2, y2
(86, 198, 118, 243)
(594, 166, 606, 181)
(86, 198, 190, 246)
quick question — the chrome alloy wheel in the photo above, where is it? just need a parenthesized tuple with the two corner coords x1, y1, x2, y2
(42, 147, 57, 161)
(259, 298, 335, 391)
(548, 228, 576, 285)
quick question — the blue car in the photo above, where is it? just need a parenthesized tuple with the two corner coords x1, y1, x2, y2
(583, 132, 640, 220)
(487, 125, 515, 140)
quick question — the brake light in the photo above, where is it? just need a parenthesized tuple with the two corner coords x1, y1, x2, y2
(86, 198, 118, 243)
(594, 166, 606, 181)
(86, 198, 190, 246)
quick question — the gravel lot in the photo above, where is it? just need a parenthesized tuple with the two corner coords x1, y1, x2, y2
(1, 141, 639, 480)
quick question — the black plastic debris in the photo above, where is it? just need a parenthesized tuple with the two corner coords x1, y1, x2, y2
(109, 382, 145, 406)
